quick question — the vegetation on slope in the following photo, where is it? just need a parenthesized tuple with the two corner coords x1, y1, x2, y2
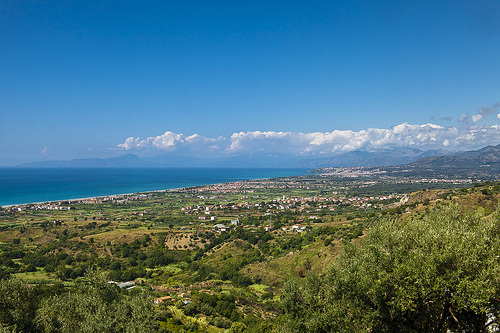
(281, 203, 500, 332)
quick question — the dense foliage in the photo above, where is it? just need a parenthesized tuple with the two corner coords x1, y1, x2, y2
(0, 270, 157, 333)
(281, 203, 500, 332)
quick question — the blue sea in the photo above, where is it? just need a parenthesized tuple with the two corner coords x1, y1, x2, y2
(0, 168, 309, 206)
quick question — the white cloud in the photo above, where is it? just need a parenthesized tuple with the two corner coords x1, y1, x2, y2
(117, 122, 500, 157)
(117, 131, 226, 153)
(150, 131, 184, 150)
(41, 147, 50, 155)
(225, 123, 455, 154)
(471, 114, 484, 123)
(118, 137, 143, 150)
(228, 131, 310, 153)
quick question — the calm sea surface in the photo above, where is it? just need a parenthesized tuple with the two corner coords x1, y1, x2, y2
(0, 168, 309, 206)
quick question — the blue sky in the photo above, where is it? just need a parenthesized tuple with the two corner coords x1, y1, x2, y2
(1, 0, 500, 165)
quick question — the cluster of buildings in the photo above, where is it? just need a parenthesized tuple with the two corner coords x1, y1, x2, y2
(182, 178, 338, 194)
(180, 193, 404, 219)
(10, 203, 71, 211)
(170, 193, 408, 235)
(5, 193, 155, 211)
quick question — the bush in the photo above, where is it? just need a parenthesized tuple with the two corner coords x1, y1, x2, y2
(214, 316, 232, 329)
(183, 302, 198, 316)
(200, 303, 216, 316)
(227, 322, 247, 333)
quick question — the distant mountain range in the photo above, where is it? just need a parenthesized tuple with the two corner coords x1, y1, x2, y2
(410, 144, 500, 169)
(296, 147, 449, 168)
(15, 147, 453, 169)
(311, 144, 500, 180)
(16, 153, 300, 168)
(12, 144, 500, 181)
(17, 154, 147, 168)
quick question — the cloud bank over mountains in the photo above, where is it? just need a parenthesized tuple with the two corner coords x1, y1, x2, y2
(117, 103, 500, 157)
(118, 122, 500, 157)
(118, 132, 226, 153)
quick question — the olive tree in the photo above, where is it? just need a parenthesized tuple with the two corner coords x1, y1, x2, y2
(281, 204, 500, 332)
(0, 278, 38, 332)
(36, 269, 157, 333)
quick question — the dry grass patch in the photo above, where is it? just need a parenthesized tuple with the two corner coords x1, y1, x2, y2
(164, 232, 204, 250)
(84, 228, 154, 245)
(243, 239, 342, 288)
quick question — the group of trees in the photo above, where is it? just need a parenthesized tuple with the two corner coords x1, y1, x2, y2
(0, 270, 157, 332)
(281, 203, 500, 332)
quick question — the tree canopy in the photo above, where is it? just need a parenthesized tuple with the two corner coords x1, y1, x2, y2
(281, 204, 500, 332)
(0, 270, 157, 333)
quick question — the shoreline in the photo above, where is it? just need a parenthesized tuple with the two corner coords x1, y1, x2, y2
(1, 176, 293, 208)
(1, 187, 193, 208)
(0, 167, 310, 208)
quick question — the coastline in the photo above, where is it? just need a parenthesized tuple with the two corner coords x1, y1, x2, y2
(2, 186, 197, 208)
(2, 182, 254, 208)
(1, 169, 308, 208)
(1, 191, 155, 208)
